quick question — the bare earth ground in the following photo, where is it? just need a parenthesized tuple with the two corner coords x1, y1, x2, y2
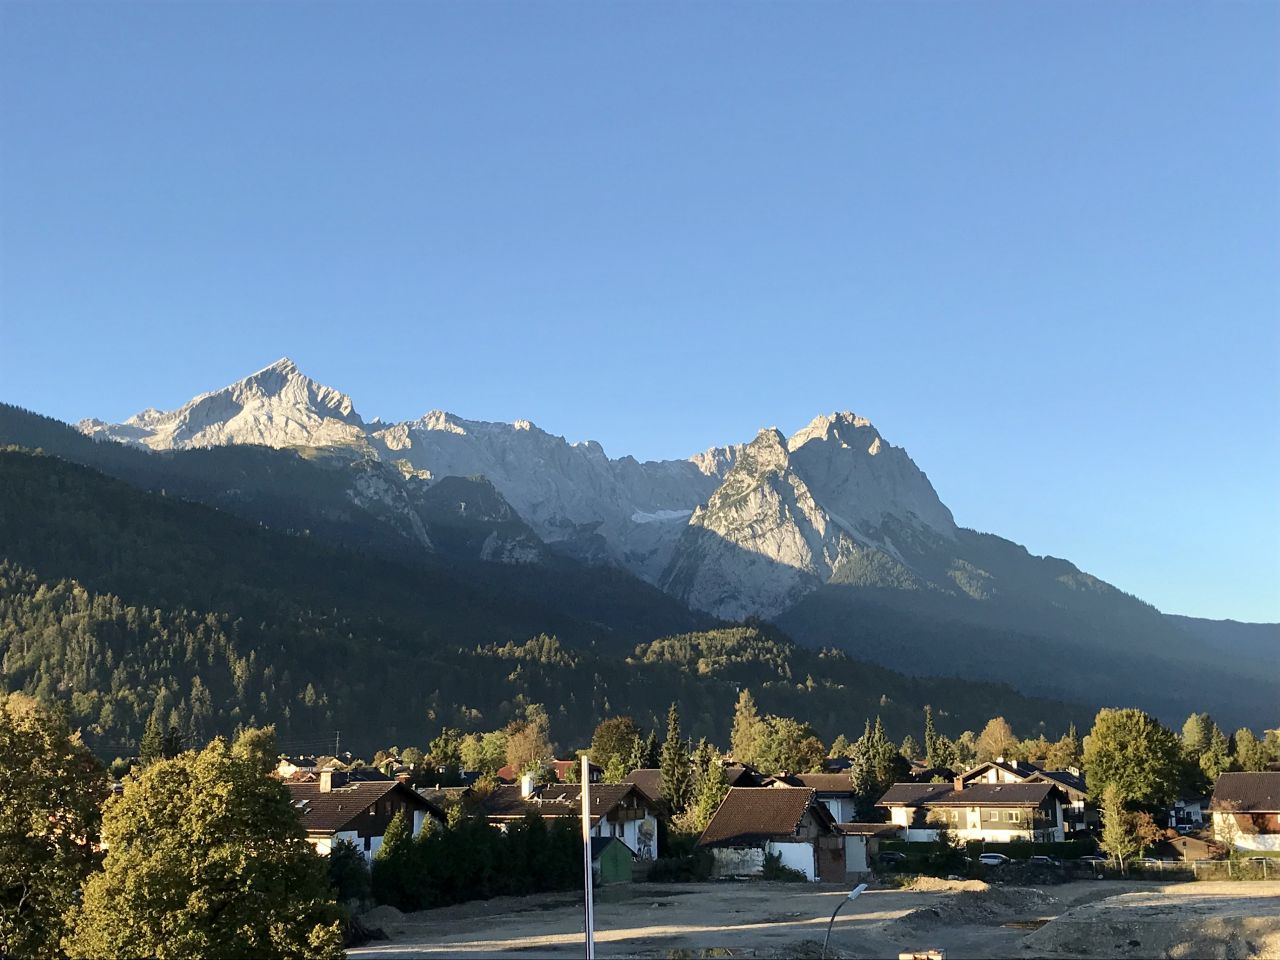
(349, 879, 1280, 960)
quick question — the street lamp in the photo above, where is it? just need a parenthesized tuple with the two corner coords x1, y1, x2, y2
(821, 883, 868, 959)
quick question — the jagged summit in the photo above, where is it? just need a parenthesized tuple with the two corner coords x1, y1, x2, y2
(77, 359, 957, 610)
(80, 357, 364, 451)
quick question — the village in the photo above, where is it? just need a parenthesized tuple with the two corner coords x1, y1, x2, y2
(264, 701, 1280, 957)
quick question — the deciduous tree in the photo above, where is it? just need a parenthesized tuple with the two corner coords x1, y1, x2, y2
(0, 694, 107, 960)
(1083, 708, 1182, 807)
(62, 730, 342, 959)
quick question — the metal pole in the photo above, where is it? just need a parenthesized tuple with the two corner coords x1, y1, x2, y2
(821, 884, 866, 959)
(581, 755, 596, 960)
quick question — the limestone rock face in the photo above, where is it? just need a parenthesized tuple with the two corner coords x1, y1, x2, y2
(660, 414, 956, 618)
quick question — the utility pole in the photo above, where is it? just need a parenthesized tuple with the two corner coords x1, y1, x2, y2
(581, 754, 596, 959)
(334, 730, 340, 756)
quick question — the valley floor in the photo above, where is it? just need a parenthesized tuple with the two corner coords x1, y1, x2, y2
(348, 878, 1280, 959)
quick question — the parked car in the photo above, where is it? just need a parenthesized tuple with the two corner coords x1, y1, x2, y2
(977, 853, 1011, 866)
(1077, 854, 1107, 864)
(877, 850, 907, 865)
(1174, 824, 1200, 835)
(1028, 855, 1063, 867)
(1131, 857, 1169, 866)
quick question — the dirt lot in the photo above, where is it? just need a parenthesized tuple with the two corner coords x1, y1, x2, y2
(348, 879, 1280, 959)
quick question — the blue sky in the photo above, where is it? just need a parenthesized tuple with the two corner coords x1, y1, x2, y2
(1, 2, 1277, 621)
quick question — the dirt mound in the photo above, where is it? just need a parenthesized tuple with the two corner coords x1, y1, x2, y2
(892, 886, 1058, 932)
(906, 876, 991, 893)
(1022, 889, 1280, 959)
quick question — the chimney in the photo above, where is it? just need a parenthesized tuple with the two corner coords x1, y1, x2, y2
(520, 772, 536, 798)
(319, 769, 334, 794)
(953, 776, 964, 792)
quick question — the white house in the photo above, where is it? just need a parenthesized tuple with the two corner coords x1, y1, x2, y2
(285, 769, 445, 860)
(776, 773, 861, 822)
(1211, 772, 1280, 853)
(698, 787, 844, 882)
(480, 777, 661, 861)
(878, 777, 1066, 843)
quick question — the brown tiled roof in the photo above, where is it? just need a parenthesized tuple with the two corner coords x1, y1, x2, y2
(285, 780, 442, 835)
(699, 787, 833, 848)
(878, 781, 1058, 807)
(479, 784, 653, 825)
(625, 769, 663, 804)
(1210, 772, 1280, 812)
(779, 773, 856, 794)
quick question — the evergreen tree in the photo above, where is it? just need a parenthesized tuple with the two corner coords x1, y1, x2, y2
(642, 731, 661, 769)
(828, 733, 852, 758)
(687, 754, 729, 834)
(624, 733, 646, 774)
(729, 689, 766, 767)
(923, 705, 938, 767)
(659, 703, 692, 814)
(371, 811, 415, 909)
(900, 734, 920, 761)
(1200, 724, 1232, 782)
(1233, 728, 1266, 772)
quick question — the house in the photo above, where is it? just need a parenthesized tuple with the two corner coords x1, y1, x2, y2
(1167, 793, 1209, 830)
(959, 758, 1042, 785)
(1026, 768, 1092, 834)
(591, 836, 635, 884)
(949, 759, 1092, 835)
(1210, 772, 1280, 853)
(626, 764, 767, 806)
(276, 756, 319, 779)
(479, 777, 661, 860)
(286, 769, 445, 860)
(878, 777, 1067, 843)
(775, 773, 860, 822)
(697, 786, 843, 881)
(1152, 830, 1220, 863)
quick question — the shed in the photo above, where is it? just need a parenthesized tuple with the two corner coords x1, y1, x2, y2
(591, 836, 635, 884)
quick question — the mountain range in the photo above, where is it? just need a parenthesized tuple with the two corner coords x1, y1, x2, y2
(3, 357, 1275, 740)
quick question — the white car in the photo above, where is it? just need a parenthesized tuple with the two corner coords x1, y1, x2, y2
(977, 853, 1011, 866)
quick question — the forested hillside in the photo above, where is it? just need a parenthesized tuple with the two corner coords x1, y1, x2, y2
(0, 449, 1083, 757)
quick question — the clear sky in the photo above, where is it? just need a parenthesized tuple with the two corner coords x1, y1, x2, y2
(1, 2, 1277, 622)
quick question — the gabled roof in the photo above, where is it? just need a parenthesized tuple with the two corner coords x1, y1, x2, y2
(625, 769, 663, 804)
(960, 759, 1041, 783)
(877, 781, 1059, 808)
(698, 787, 835, 848)
(285, 780, 443, 835)
(1029, 769, 1087, 798)
(589, 836, 635, 860)
(479, 784, 654, 825)
(1211, 772, 1280, 812)
(625, 765, 766, 805)
(776, 773, 856, 795)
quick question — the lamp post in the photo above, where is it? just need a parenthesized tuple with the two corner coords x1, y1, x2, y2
(581, 754, 595, 960)
(821, 883, 867, 960)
